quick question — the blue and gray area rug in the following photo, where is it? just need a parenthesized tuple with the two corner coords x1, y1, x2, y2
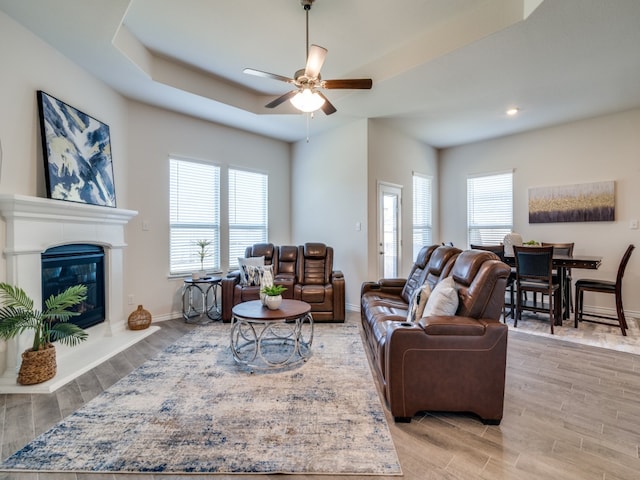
(1, 321, 402, 476)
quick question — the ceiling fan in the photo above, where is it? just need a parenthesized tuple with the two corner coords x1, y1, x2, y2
(243, 0, 372, 115)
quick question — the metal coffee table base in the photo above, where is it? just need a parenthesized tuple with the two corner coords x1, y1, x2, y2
(230, 313, 313, 371)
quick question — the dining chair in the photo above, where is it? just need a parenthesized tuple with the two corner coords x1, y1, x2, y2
(513, 246, 561, 334)
(574, 244, 635, 336)
(541, 242, 575, 315)
(470, 244, 515, 320)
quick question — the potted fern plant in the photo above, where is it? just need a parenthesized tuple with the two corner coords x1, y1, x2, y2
(0, 283, 88, 385)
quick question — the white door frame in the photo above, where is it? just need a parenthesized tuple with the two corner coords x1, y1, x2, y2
(377, 182, 402, 279)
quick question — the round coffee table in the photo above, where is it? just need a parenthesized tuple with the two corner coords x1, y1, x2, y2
(230, 300, 313, 371)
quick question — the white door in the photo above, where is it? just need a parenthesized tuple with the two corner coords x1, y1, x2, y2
(378, 183, 402, 278)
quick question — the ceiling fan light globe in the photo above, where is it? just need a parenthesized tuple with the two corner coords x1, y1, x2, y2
(290, 89, 325, 113)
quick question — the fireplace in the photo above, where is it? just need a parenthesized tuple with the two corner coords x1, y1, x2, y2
(0, 194, 158, 394)
(42, 244, 106, 330)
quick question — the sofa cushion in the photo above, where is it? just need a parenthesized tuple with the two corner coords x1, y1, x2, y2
(238, 256, 264, 285)
(423, 276, 459, 317)
(407, 283, 431, 322)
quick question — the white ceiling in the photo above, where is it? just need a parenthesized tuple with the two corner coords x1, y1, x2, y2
(2, 0, 640, 148)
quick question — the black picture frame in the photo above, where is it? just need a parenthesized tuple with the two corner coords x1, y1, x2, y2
(37, 90, 116, 207)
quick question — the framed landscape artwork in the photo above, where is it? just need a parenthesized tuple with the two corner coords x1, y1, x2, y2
(37, 91, 116, 207)
(528, 181, 615, 223)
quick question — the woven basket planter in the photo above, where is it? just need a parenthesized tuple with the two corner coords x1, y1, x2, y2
(128, 305, 152, 330)
(18, 343, 57, 385)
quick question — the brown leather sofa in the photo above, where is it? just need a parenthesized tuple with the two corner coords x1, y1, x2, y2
(221, 242, 345, 323)
(360, 245, 510, 424)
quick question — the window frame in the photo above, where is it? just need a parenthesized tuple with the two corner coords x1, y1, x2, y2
(228, 167, 269, 263)
(467, 170, 514, 247)
(168, 156, 221, 276)
(412, 172, 433, 260)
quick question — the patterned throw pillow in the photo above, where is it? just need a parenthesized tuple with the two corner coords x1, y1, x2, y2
(258, 264, 274, 289)
(423, 276, 459, 317)
(238, 256, 265, 286)
(406, 283, 432, 322)
(240, 264, 274, 288)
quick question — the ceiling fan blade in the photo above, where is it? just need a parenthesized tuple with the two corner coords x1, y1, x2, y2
(317, 92, 337, 115)
(243, 68, 294, 84)
(305, 44, 327, 78)
(323, 78, 373, 89)
(265, 90, 299, 109)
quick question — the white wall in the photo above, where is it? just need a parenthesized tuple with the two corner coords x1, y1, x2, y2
(0, 10, 128, 276)
(0, 10, 292, 322)
(440, 109, 640, 313)
(368, 119, 439, 278)
(125, 101, 291, 319)
(291, 120, 368, 311)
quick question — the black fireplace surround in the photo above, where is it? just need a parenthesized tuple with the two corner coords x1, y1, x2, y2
(41, 244, 105, 330)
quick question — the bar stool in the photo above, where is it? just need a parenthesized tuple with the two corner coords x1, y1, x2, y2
(513, 246, 561, 334)
(574, 244, 634, 336)
(470, 244, 514, 320)
(541, 242, 574, 316)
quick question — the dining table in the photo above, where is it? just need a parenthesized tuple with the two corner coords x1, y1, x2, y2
(503, 253, 602, 324)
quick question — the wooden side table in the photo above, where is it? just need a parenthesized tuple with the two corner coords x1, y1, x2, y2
(182, 276, 222, 322)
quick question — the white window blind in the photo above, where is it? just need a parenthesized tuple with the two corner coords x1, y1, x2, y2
(229, 168, 268, 262)
(412, 173, 433, 260)
(467, 171, 513, 246)
(169, 158, 220, 274)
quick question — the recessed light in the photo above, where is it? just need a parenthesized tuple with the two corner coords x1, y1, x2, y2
(506, 107, 520, 116)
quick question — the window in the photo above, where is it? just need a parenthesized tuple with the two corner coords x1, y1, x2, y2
(467, 171, 513, 246)
(169, 157, 220, 274)
(228, 168, 268, 261)
(412, 173, 432, 260)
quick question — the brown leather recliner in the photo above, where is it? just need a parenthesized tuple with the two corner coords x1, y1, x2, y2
(221, 243, 279, 322)
(361, 247, 510, 424)
(293, 243, 345, 322)
(273, 245, 298, 297)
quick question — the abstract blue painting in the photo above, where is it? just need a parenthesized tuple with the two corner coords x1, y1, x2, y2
(37, 91, 116, 207)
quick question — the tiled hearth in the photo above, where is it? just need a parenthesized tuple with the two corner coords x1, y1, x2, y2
(0, 194, 159, 394)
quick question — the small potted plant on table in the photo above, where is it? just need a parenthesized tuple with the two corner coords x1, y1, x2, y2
(193, 239, 213, 279)
(260, 284, 287, 310)
(0, 283, 88, 385)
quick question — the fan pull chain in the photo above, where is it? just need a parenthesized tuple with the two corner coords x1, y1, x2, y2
(305, 112, 316, 143)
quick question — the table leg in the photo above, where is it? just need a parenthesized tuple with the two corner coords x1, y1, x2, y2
(205, 281, 221, 320)
(556, 266, 570, 324)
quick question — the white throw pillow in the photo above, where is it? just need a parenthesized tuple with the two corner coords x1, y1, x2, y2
(238, 256, 265, 285)
(406, 283, 431, 322)
(423, 276, 459, 317)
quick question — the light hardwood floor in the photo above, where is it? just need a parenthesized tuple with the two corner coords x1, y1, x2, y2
(1, 312, 639, 480)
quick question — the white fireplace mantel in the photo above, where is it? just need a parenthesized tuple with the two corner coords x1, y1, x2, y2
(0, 194, 158, 393)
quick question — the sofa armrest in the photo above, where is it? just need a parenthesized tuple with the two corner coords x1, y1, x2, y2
(221, 275, 240, 322)
(361, 278, 406, 296)
(226, 270, 241, 281)
(331, 270, 346, 322)
(383, 318, 508, 422)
